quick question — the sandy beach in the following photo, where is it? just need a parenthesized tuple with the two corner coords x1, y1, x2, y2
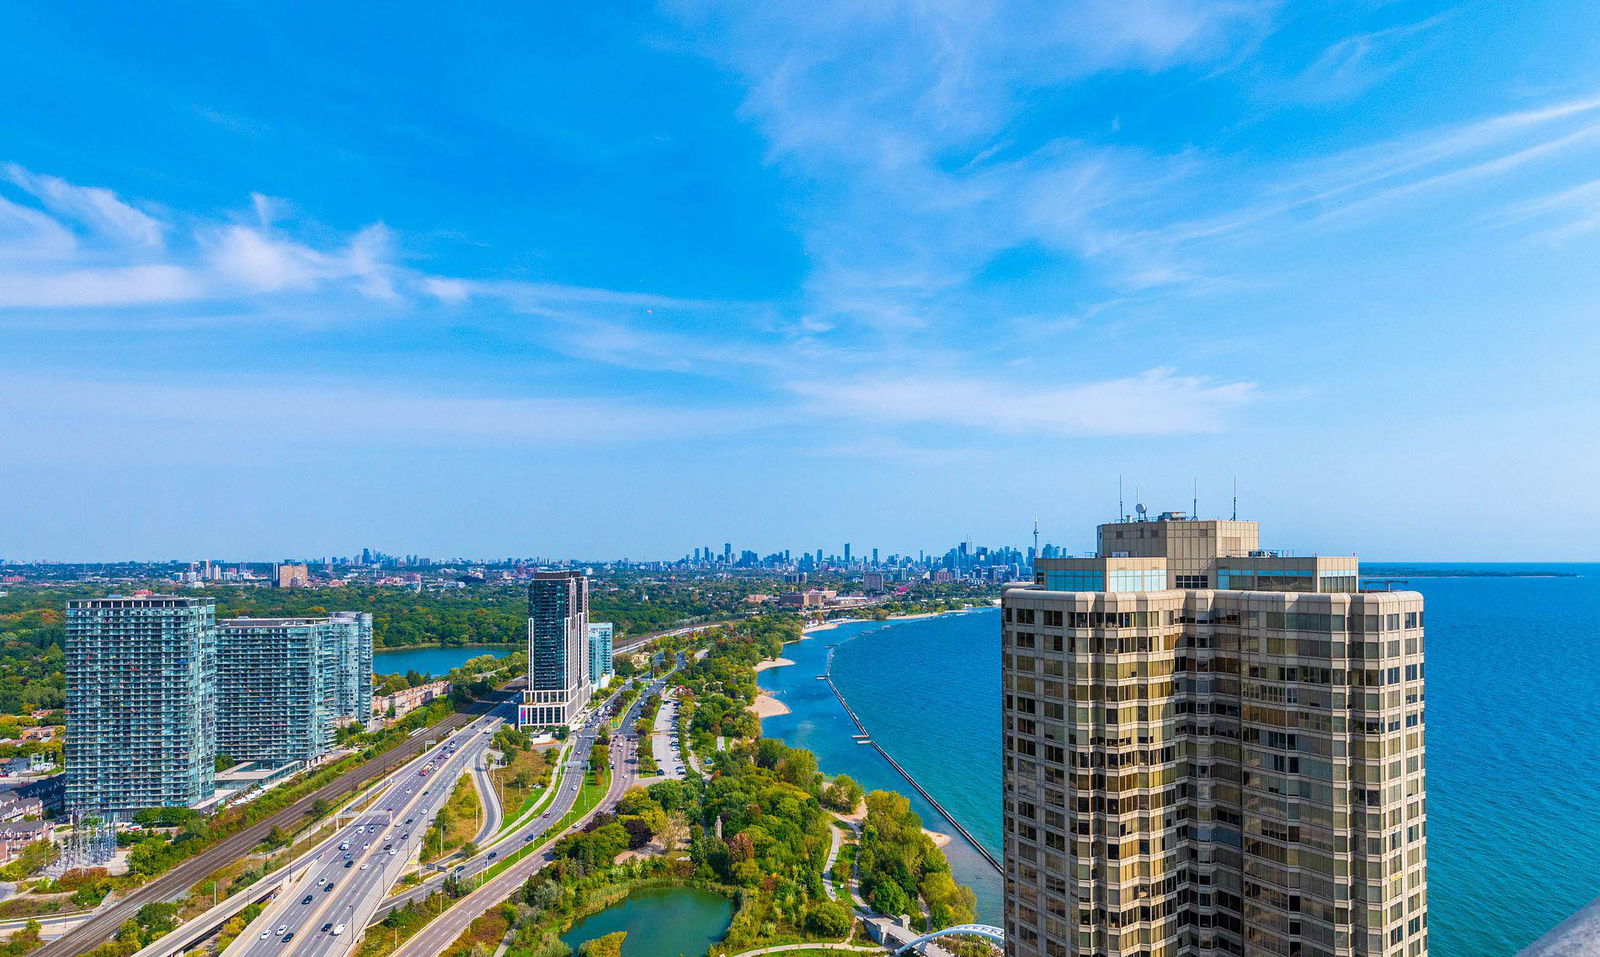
(753, 656, 795, 672)
(749, 691, 792, 718)
(803, 607, 980, 637)
(923, 828, 953, 849)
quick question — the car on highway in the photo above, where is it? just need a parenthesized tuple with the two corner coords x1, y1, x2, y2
(487, 851, 497, 859)
(260, 930, 270, 939)
(301, 894, 313, 905)
(361, 862, 371, 870)
(283, 932, 295, 944)
(524, 833, 536, 841)
(321, 922, 334, 933)
(333, 923, 346, 936)
(277, 925, 288, 935)
(344, 860, 354, 868)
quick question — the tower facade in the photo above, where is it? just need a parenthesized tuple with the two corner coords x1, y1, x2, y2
(216, 618, 339, 765)
(65, 596, 217, 817)
(521, 570, 591, 727)
(326, 610, 374, 724)
(1003, 516, 1426, 957)
(588, 621, 615, 689)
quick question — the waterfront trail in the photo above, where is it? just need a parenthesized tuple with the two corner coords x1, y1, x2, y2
(821, 644, 1002, 873)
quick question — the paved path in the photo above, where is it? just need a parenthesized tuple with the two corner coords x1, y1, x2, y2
(726, 945, 883, 957)
(821, 821, 848, 903)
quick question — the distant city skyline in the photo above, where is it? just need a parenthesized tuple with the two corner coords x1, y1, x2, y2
(5, 3, 1600, 561)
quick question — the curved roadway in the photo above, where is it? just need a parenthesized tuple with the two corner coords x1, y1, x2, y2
(386, 664, 676, 957)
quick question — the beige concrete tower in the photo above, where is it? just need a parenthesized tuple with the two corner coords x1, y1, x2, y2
(1003, 515, 1426, 957)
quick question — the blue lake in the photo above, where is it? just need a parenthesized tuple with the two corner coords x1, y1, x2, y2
(373, 645, 511, 676)
(760, 565, 1600, 956)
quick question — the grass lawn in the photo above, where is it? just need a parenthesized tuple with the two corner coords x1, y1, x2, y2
(423, 773, 482, 864)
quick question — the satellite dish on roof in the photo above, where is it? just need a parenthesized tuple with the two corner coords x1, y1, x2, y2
(1135, 503, 1147, 518)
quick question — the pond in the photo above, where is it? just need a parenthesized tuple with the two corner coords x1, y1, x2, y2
(560, 886, 734, 957)
(372, 645, 511, 677)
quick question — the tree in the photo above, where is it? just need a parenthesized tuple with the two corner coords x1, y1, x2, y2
(580, 931, 627, 957)
(822, 775, 864, 813)
(647, 779, 686, 811)
(870, 881, 911, 920)
(805, 901, 853, 939)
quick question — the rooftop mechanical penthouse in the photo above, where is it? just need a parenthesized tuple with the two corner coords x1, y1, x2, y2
(1002, 514, 1426, 957)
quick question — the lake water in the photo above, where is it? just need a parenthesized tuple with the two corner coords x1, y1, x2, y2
(760, 565, 1600, 956)
(372, 645, 510, 676)
(559, 885, 734, 957)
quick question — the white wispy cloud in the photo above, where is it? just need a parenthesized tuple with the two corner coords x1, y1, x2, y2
(790, 368, 1256, 435)
(2, 163, 166, 249)
(0, 165, 408, 310)
(5, 375, 770, 459)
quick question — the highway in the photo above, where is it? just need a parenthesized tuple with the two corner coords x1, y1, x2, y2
(36, 686, 520, 957)
(223, 697, 514, 957)
(387, 664, 676, 957)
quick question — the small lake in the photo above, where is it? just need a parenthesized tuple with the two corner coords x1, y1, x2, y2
(372, 645, 511, 677)
(560, 886, 733, 957)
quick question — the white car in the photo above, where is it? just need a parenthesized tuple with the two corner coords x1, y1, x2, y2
(361, 862, 371, 870)
(277, 925, 288, 936)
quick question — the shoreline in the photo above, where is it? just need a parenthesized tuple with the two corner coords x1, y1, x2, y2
(801, 605, 986, 637)
(748, 691, 791, 719)
(753, 656, 795, 672)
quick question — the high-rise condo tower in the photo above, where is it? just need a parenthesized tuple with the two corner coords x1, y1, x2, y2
(65, 596, 218, 817)
(588, 621, 615, 689)
(1002, 514, 1426, 957)
(520, 570, 591, 727)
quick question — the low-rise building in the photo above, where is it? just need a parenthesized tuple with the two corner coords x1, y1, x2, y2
(373, 680, 452, 722)
(0, 794, 43, 822)
(0, 821, 52, 864)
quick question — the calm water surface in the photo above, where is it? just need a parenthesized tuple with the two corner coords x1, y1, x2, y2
(761, 565, 1600, 956)
(373, 645, 510, 676)
(559, 886, 733, 957)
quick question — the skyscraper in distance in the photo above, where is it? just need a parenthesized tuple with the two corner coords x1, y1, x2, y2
(521, 570, 591, 727)
(1002, 513, 1426, 957)
(65, 595, 217, 817)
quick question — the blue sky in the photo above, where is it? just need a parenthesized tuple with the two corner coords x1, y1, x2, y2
(4, 0, 1599, 561)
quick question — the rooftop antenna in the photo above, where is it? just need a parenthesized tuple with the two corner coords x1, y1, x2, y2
(1118, 476, 1125, 522)
(1193, 478, 1199, 519)
(1232, 477, 1238, 521)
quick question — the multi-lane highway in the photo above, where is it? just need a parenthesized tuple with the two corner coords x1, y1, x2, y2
(40, 686, 520, 957)
(224, 696, 514, 956)
(388, 665, 676, 957)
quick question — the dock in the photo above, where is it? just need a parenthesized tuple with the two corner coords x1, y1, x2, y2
(822, 648, 1002, 874)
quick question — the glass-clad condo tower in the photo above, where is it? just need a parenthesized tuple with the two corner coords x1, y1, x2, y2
(1002, 515, 1426, 957)
(588, 621, 614, 689)
(217, 612, 374, 765)
(520, 570, 591, 727)
(66, 596, 217, 818)
(326, 611, 374, 725)
(217, 618, 337, 765)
